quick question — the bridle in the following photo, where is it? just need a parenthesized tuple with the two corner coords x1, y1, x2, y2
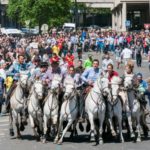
(32, 82, 43, 99)
(63, 82, 77, 118)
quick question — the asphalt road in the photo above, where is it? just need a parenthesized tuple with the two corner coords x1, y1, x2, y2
(0, 52, 150, 150)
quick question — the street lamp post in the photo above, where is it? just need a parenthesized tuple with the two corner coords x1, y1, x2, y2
(75, 0, 78, 28)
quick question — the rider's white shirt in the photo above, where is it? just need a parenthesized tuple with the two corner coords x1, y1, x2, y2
(102, 58, 113, 71)
(121, 48, 132, 59)
(0, 68, 6, 80)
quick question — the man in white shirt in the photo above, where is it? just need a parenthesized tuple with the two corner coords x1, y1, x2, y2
(0, 55, 5, 67)
(0, 63, 6, 80)
(121, 47, 132, 65)
(102, 54, 113, 72)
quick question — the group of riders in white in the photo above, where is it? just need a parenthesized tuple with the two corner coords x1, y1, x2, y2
(5, 54, 150, 145)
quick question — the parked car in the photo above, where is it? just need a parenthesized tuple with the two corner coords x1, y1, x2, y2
(1, 28, 24, 37)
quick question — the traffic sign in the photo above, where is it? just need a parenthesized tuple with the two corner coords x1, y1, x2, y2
(25, 20, 30, 26)
(125, 20, 131, 27)
(41, 24, 49, 31)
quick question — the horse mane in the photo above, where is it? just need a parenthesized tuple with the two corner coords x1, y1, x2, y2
(64, 77, 75, 86)
(53, 74, 62, 81)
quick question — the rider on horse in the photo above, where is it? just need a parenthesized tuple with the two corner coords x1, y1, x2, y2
(136, 73, 149, 114)
(80, 59, 102, 120)
(5, 54, 28, 112)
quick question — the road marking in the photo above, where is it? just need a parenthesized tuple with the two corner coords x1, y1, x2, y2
(0, 124, 9, 127)
(0, 133, 5, 136)
(0, 119, 9, 123)
(0, 129, 7, 131)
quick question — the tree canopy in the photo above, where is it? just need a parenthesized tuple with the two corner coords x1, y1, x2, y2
(7, 0, 72, 27)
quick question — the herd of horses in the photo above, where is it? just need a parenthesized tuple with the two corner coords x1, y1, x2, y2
(9, 71, 149, 145)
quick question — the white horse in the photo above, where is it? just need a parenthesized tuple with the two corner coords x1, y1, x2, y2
(43, 74, 62, 143)
(85, 77, 110, 144)
(28, 79, 44, 140)
(9, 71, 29, 138)
(54, 77, 78, 145)
(123, 75, 141, 142)
(107, 76, 124, 143)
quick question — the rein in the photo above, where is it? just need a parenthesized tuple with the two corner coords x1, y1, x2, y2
(47, 91, 59, 112)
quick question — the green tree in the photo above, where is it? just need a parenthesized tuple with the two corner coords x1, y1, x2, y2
(7, 0, 72, 27)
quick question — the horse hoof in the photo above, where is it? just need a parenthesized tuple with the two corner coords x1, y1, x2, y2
(136, 138, 141, 142)
(120, 139, 124, 143)
(90, 136, 95, 142)
(42, 138, 46, 144)
(99, 140, 103, 145)
(17, 135, 22, 139)
(130, 133, 135, 138)
(20, 125, 25, 131)
(86, 123, 90, 132)
(9, 129, 14, 136)
(54, 139, 58, 144)
(57, 141, 62, 145)
(112, 131, 117, 137)
(23, 121, 28, 126)
(79, 123, 84, 132)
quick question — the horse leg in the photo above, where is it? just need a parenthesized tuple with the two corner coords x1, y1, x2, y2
(43, 115, 48, 143)
(126, 107, 135, 138)
(51, 116, 58, 137)
(29, 115, 38, 138)
(141, 113, 149, 138)
(99, 110, 105, 145)
(9, 109, 14, 136)
(70, 120, 78, 138)
(37, 114, 43, 140)
(88, 113, 95, 142)
(14, 113, 21, 139)
(118, 114, 124, 143)
(20, 113, 25, 132)
(136, 113, 141, 142)
(107, 106, 116, 137)
(54, 118, 63, 144)
(57, 119, 74, 145)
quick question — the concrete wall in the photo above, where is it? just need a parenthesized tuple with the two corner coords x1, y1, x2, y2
(0, 0, 9, 5)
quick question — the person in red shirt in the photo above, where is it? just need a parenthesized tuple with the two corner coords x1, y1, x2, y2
(106, 63, 119, 82)
(50, 53, 59, 64)
(65, 51, 74, 67)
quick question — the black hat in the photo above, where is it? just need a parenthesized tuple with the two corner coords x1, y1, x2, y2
(34, 56, 41, 62)
(40, 62, 49, 68)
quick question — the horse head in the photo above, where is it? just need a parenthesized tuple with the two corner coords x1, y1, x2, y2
(100, 77, 111, 97)
(64, 78, 75, 100)
(51, 74, 62, 94)
(110, 76, 122, 101)
(124, 74, 135, 89)
(33, 79, 44, 100)
(19, 71, 30, 89)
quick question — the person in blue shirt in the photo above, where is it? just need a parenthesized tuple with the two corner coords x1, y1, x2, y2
(136, 73, 148, 90)
(136, 73, 149, 114)
(7, 55, 27, 81)
(0, 77, 4, 114)
(81, 59, 102, 87)
(5, 55, 28, 112)
(80, 59, 102, 122)
(96, 34, 105, 53)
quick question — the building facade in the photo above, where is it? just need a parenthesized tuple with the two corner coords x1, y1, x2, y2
(0, 0, 15, 28)
(78, 0, 150, 31)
